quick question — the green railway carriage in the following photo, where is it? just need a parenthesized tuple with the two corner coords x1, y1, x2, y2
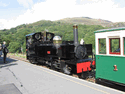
(95, 27, 125, 86)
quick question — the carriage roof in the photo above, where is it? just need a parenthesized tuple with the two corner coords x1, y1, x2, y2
(94, 27, 125, 33)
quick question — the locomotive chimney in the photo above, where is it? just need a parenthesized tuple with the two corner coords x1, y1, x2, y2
(73, 24, 78, 46)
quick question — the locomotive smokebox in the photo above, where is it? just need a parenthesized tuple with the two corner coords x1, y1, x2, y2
(73, 24, 79, 46)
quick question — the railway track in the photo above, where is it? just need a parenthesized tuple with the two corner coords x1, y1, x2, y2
(7, 54, 95, 83)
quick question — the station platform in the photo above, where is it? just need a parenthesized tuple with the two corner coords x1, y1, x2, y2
(0, 56, 124, 94)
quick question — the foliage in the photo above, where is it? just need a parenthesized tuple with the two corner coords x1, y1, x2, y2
(0, 20, 106, 53)
(110, 39, 120, 52)
(99, 39, 106, 54)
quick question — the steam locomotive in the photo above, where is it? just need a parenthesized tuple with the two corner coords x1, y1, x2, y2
(26, 25, 95, 78)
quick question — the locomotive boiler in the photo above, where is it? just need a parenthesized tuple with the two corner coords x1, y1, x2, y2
(26, 25, 95, 78)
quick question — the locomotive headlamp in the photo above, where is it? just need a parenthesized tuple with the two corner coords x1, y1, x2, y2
(35, 33, 41, 40)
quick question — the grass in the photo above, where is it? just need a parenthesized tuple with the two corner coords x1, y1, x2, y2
(9, 53, 26, 59)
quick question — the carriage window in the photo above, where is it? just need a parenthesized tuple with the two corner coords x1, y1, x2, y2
(99, 39, 106, 54)
(124, 38, 125, 55)
(109, 38, 120, 55)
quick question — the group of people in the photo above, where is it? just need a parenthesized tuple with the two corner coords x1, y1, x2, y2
(0, 41, 8, 63)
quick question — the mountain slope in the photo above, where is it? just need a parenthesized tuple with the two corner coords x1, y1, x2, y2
(57, 17, 125, 27)
(58, 17, 113, 27)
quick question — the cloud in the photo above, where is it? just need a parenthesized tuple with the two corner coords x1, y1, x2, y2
(17, 0, 33, 8)
(15, 0, 125, 22)
(0, 0, 125, 30)
(0, 1, 9, 7)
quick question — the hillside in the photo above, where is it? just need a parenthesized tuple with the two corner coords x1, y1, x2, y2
(0, 20, 105, 53)
(1, 17, 125, 54)
(57, 17, 125, 27)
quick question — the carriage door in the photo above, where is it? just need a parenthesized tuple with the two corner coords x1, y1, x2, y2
(106, 37, 125, 84)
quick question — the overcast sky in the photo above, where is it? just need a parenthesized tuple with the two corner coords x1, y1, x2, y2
(0, 0, 125, 30)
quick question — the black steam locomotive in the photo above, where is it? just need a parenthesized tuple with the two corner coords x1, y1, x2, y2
(26, 25, 95, 78)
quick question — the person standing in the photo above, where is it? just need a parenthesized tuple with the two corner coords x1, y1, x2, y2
(0, 44, 2, 57)
(2, 41, 8, 63)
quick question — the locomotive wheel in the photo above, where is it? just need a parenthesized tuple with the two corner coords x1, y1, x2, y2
(95, 78, 102, 84)
(29, 59, 33, 64)
(51, 61, 55, 70)
(62, 65, 71, 75)
(29, 59, 37, 64)
(80, 72, 87, 79)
